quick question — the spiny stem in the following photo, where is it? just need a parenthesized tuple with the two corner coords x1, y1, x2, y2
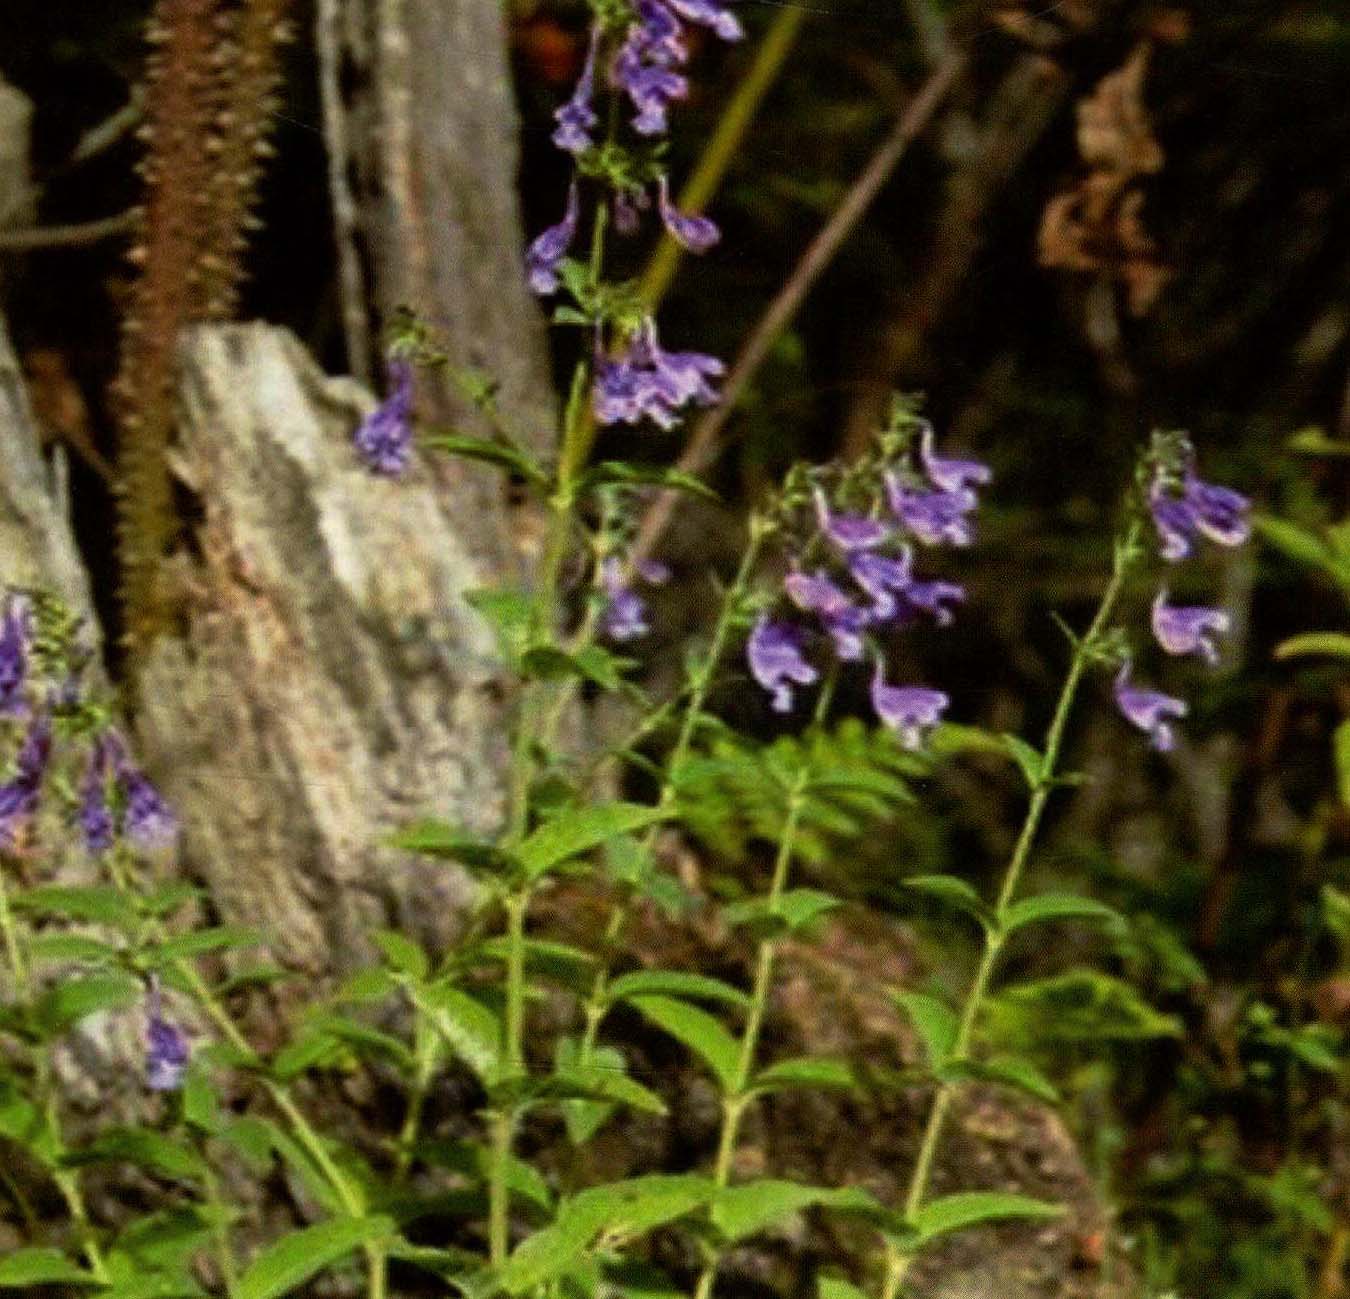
(879, 523, 1141, 1299)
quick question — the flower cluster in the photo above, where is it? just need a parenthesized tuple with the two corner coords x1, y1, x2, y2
(525, 1, 733, 431)
(1114, 434, 1251, 751)
(353, 358, 415, 477)
(748, 420, 991, 749)
(79, 730, 179, 857)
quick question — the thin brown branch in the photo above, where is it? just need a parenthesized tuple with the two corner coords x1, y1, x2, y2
(632, 52, 966, 563)
(0, 212, 137, 251)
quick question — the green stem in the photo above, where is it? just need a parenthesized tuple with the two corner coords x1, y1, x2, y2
(395, 1018, 442, 1180)
(879, 524, 1140, 1299)
(0, 855, 28, 990)
(574, 521, 771, 1070)
(489, 893, 529, 1267)
(639, 6, 807, 312)
(203, 1163, 241, 1298)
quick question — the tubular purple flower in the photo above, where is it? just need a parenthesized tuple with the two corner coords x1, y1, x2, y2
(747, 616, 818, 713)
(903, 577, 966, 628)
(656, 176, 720, 253)
(552, 26, 599, 154)
(0, 595, 30, 717)
(526, 180, 581, 296)
(354, 359, 415, 476)
(814, 488, 890, 553)
(1148, 464, 1251, 562)
(613, 31, 689, 137)
(870, 663, 948, 751)
(784, 569, 869, 661)
(0, 714, 50, 851)
(594, 319, 723, 429)
(848, 550, 914, 620)
(144, 977, 190, 1091)
(918, 424, 992, 495)
(885, 473, 977, 547)
(598, 556, 668, 642)
(1114, 661, 1187, 752)
(668, 0, 744, 40)
(122, 766, 178, 853)
(1151, 591, 1231, 665)
(79, 735, 116, 856)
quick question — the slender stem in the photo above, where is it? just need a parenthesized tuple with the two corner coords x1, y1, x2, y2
(879, 524, 1140, 1299)
(395, 1018, 442, 1179)
(203, 1163, 241, 1298)
(574, 522, 771, 1070)
(0, 853, 29, 991)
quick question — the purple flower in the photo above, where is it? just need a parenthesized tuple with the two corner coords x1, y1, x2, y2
(122, 766, 178, 853)
(918, 424, 992, 495)
(1113, 661, 1187, 752)
(657, 176, 720, 253)
(814, 488, 890, 553)
(0, 715, 51, 851)
(667, 0, 744, 40)
(885, 473, 977, 547)
(870, 664, 948, 751)
(79, 736, 116, 856)
(612, 17, 689, 137)
(747, 616, 818, 713)
(1148, 467, 1251, 562)
(902, 577, 966, 628)
(1151, 591, 1230, 665)
(354, 359, 415, 476)
(784, 569, 869, 661)
(526, 180, 580, 296)
(0, 597, 29, 717)
(599, 556, 670, 642)
(614, 188, 646, 236)
(848, 550, 914, 620)
(552, 27, 599, 154)
(145, 977, 190, 1091)
(593, 319, 722, 429)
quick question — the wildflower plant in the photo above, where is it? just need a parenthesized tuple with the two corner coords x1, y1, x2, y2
(0, 5, 1259, 1299)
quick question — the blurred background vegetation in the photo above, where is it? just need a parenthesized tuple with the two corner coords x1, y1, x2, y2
(2, 2, 1349, 1295)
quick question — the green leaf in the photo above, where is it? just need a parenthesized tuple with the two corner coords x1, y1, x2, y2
(141, 926, 262, 967)
(416, 1138, 554, 1212)
(991, 971, 1182, 1044)
(576, 1173, 715, 1243)
(938, 1055, 1060, 1104)
(1256, 515, 1336, 573)
(66, 1127, 206, 1182)
(108, 1205, 224, 1273)
(909, 1191, 1062, 1246)
(902, 875, 993, 930)
(0, 1082, 60, 1163)
(892, 990, 959, 1068)
(499, 1065, 667, 1117)
(519, 644, 637, 691)
(577, 460, 720, 501)
(33, 972, 141, 1037)
(14, 884, 135, 926)
(1002, 735, 1045, 789)
(420, 433, 548, 486)
(389, 820, 515, 874)
(712, 1181, 892, 1242)
(182, 1066, 222, 1133)
(236, 1215, 394, 1299)
(464, 587, 534, 664)
(496, 1197, 616, 1295)
(819, 1276, 869, 1299)
(1273, 632, 1350, 661)
(27, 933, 122, 964)
(0, 1248, 101, 1287)
(1002, 893, 1125, 936)
(372, 930, 428, 981)
(413, 982, 502, 1084)
(721, 888, 843, 939)
(751, 1056, 854, 1094)
(1336, 720, 1350, 809)
(628, 995, 741, 1092)
(606, 970, 750, 1010)
(136, 882, 204, 917)
(516, 802, 669, 882)
(476, 937, 597, 990)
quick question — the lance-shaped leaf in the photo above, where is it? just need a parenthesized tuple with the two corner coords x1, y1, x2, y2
(576, 460, 720, 500)
(606, 970, 750, 1010)
(64, 1127, 207, 1183)
(13, 884, 135, 926)
(892, 990, 960, 1068)
(420, 432, 549, 486)
(908, 1191, 1063, 1246)
(0, 1248, 102, 1287)
(721, 888, 843, 940)
(628, 995, 741, 1092)
(389, 820, 516, 875)
(515, 802, 669, 882)
(712, 1181, 896, 1242)
(750, 1056, 855, 1096)
(236, 1215, 395, 1299)
(1002, 893, 1125, 937)
(901, 875, 993, 931)
(412, 983, 502, 1084)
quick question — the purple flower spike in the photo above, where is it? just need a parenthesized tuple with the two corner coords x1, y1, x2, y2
(613, 21, 689, 137)
(1114, 661, 1187, 752)
(1151, 591, 1230, 665)
(0, 715, 51, 851)
(0, 596, 30, 717)
(354, 360, 415, 476)
(594, 319, 723, 429)
(885, 473, 977, 547)
(657, 176, 720, 253)
(784, 569, 869, 662)
(919, 424, 992, 495)
(814, 488, 890, 553)
(870, 663, 948, 751)
(747, 616, 818, 713)
(122, 766, 178, 853)
(526, 181, 580, 296)
(79, 736, 115, 856)
(668, 0, 744, 40)
(552, 27, 599, 154)
(145, 977, 190, 1091)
